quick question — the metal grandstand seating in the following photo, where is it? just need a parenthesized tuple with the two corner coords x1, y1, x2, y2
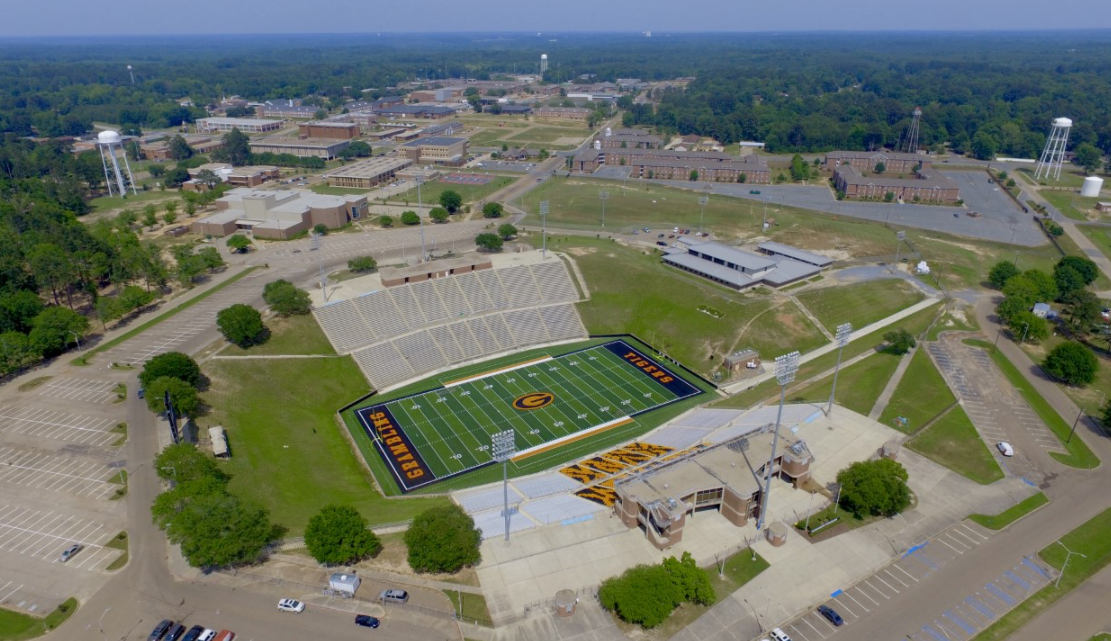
(447, 323, 484, 360)
(530, 261, 579, 302)
(476, 270, 509, 309)
(503, 308, 551, 346)
(482, 314, 517, 351)
(395, 331, 448, 373)
(409, 279, 449, 323)
(520, 494, 605, 526)
(353, 291, 409, 338)
(312, 300, 375, 352)
(471, 507, 536, 540)
(672, 409, 745, 430)
(388, 287, 427, 328)
(512, 473, 582, 500)
(462, 317, 503, 355)
(639, 427, 708, 450)
(538, 304, 587, 341)
(428, 324, 466, 363)
(434, 277, 473, 317)
(454, 272, 493, 312)
(454, 485, 525, 513)
(352, 341, 414, 390)
(496, 265, 542, 307)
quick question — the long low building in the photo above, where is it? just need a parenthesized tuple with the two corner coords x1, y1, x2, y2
(325, 157, 414, 189)
(197, 117, 283, 134)
(573, 147, 771, 184)
(663, 240, 828, 289)
(299, 121, 360, 139)
(833, 164, 960, 203)
(248, 136, 351, 159)
(192, 188, 368, 239)
(402, 136, 469, 166)
(825, 150, 931, 174)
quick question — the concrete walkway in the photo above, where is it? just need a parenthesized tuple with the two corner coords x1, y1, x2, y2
(868, 345, 918, 420)
(1021, 182, 1111, 283)
(788, 295, 835, 341)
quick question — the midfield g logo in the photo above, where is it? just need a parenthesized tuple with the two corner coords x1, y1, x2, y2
(513, 392, 554, 411)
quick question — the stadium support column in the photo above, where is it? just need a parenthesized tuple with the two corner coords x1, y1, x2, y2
(827, 323, 852, 415)
(756, 351, 799, 532)
(492, 430, 516, 543)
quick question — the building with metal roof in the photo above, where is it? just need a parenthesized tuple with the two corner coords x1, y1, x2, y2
(663, 241, 827, 290)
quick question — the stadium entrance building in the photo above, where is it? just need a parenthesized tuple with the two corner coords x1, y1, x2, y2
(614, 430, 813, 550)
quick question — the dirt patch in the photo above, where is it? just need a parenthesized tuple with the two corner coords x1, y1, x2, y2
(923, 236, 990, 257)
(18, 376, 53, 392)
(565, 246, 597, 257)
(774, 311, 808, 335)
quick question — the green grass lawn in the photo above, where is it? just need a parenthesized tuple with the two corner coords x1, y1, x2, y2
(973, 504, 1111, 641)
(392, 175, 515, 207)
(550, 237, 827, 377)
(90, 189, 177, 214)
(105, 531, 129, 571)
(716, 302, 941, 409)
(1017, 335, 1111, 416)
(1041, 190, 1102, 222)
(782, 351, 903, 415)
(0, 599, 78, 641)
(969, 342, 1099, 469)
(968, 492, 1049, 530)
(907, 405, 1004, 484)
(444, 591, 492, 626)
(1078, 224, 1111, 266)
(506, 126, 588, 144)
(878, 349, 956, 433)
(795, 280, 925, 334)
(706, 550, 769, 600)
(1017, 167, 1092, 189)
(220, 314, 336, 356)
(201, 357, 448, 533)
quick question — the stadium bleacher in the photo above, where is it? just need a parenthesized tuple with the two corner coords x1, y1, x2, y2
(511, 472, 583, 500)
(520, 494, 606, 526)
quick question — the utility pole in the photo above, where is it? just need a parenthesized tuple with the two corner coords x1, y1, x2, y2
(598, 190, 609, 227)
(1055, 540, 1086, 588)
(539, 200, 549, 259)
(698, 196, 709, 235)
(757, 351, 800, 531)
(893, 230, 906, 273)
(827, 323, 853, 414)
(417, 177, 426, 261)
(492, 430, 516, 542)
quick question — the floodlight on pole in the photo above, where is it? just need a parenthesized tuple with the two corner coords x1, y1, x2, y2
(492, 430, 517, 542)
(539, 200, 550, 259)
(598, 190, 609, 227)
(698, 196, 709, 234)
(893, 230, 906, 272)
(417, 177, 427, 261)
(1055, 540, 1086, 588)
(756, 350, 800, 531)
(827, 323, 853, 414)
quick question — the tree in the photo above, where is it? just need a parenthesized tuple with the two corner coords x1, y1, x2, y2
(28, 243, 74, 306)
(1075, 143, 1102, 175)
(1102, 400, 1111, 434)
(439, 190, 463, 213)
(970, 131, 998, 160)
(1056, 256, 1099, 287)
(140, 351, 201, 387)
(28, 307, 88, 357)
(475, 233, 503, 252)
(988, 261, 1020, 289)
(144, 376, 200, 416)
(148, 164, 166, 178)
(163, 211, 177, 226)
(226, 235, 252, 253)
(142, 206, 159, 229)
(482, 202, 504, 218)
(600, 563, 683, 629)
(221, 128, 252, 166)
(883, 328, 916, 355)
(168, 135, 194, 161)
(884, 191, 896, 202)
(498, 223, 518, 240)
(1021, 269, 1058, 303)
(378, 215, 394, 228)
(153, 442, 228, 486)
(789, 154, 810, 181)
(996, 296, 1029, 324)
(429, 207, 450, 223)
(404, 504, 481, 574)
(216, 304, 266, 348)
(1054, 265, 1086, 300)
(166, 491, 274, 569)
(1007, 311, 1050, 344)
(0, 291, 45, 335)
(0, 332, 40, 377)
(400, 211, 420, 226)
(689, 170, 699, 181)
(348, 256, 377, 273)
(1062, 289, 1102, 334)
(262, 280, 311, 316)
(313, 223, 328, 235)
(1042, 341, 1099, 386)
(339, 140, 372, 159)
(836, 459, 911, 518)
(195, 169, 220, 189)
(304, 505, 382, 566)
(874, 161, 886, 174)
(1002, 275, 1041, 309)
(164, 167, 191, 188)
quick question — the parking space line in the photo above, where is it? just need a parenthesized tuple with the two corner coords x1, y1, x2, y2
(800, 615, 827, 638)
(864, 578, 891, 599)
(944, 532, 972, 550)
(842, 589, 869, 612)
(854, 584, 881, 606)
(873, 573, 900, 594)
(882, 568, 908, 588)
(831, 594, 856, 617)
(937, 537, 963, 554)
(893, 563, 919, 582)
(0, 582, 23, 603)
(921, 623, 948, 641)
(788, 623, 813, 641)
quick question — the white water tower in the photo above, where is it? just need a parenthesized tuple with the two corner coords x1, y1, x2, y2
(96, 130, 136, 197)
(1081, 176, 1104, 197)
(540, 54, 548, 74)
(1035, 117, 1072, 181)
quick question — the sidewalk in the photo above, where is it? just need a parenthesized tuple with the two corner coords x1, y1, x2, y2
(869, 344, 918, 420)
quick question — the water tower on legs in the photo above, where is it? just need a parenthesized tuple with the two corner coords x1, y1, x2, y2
(96, 130, 137, 197)
(1035, 117, 1072, 181)
(540, 54, 548, 74)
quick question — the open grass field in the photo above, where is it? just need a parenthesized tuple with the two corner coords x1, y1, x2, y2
(90, 189, 178, 214)
(353, 340, 702, 492)
(201, 357, 448, 533)
(972, 504, 1111, 641)
(1041, 190, 1103, 222)
(795, 279, 925, 334)
(392, 175, 515, 206)
(1078, 224, 1111, 266)
(782, 351, 903, 416)
(907, 405, 1004, 484)
(1018, 335, 1111, 416)
(543, 236, 828, 377)
(468, 129, 515, 147)
(220, 313, 336, 356)
(969, 491, 1048, 530)
(506, 126, 588, 144)
(878, 348, 956, 433)
(1016, 167, 1092, 189)
(927, 307, 980, 340)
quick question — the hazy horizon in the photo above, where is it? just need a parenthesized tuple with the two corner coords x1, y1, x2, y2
(4, 0, 1111, 38)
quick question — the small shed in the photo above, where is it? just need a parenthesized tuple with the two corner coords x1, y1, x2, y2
(1032, 303, 1053, 319)
(329, 573, 361, 597)
(723, 349, 760, 374)
(1096, 202, 1111, 213)
(208, 426, 229, 458)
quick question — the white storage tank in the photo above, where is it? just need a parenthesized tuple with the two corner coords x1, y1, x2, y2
(1081, 176, 1104, 197)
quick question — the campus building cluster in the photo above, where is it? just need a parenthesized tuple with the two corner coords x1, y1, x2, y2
(572, 147, 771, 184)
(663, 240, 833, 290)
(191, 188, 368, 239)
(825, 151, 960, 203)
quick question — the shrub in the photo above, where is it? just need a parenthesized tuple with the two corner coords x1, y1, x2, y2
(883, 328, 916, 355)
(262, 280, 311, 316)
(430, 207, 450, 223)
(988, 261, 1020, 289)
(598, 552, 715, 629)
(400, 211, 420, 226)
(404, 505, 481, 574)
(305, 505, 381, 565)
(482, 202, 504, 218)
(348, 256, 377, 273)
(836, 459, 911, 518)
(475, 233, 503, 252)
(313, 223, 328, 235)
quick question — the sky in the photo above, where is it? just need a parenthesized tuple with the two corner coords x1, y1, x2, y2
(3, 0, 1111, 36)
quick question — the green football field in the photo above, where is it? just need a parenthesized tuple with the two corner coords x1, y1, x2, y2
(355, 340, 702, 492)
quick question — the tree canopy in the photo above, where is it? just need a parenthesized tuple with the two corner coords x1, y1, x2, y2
(304, 505, 382, 566)
(1042, 341, 1099, 386)
(139, 351, 201, 387)
(482, 202, 504, 218)
(475, 233, 504, 252)
(144, 376, 200, 416)
(404, 504, 481, 574)
(262, 279, 311, 317)
(836, 458, 911, 518)
(216, 304, 266, 348)
(599, 552, 715, 629)
(348, 255, 377, 273)
(439, 190, 463, 213)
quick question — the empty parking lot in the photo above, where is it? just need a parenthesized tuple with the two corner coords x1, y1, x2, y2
(0, 504, 122, 571)
(0, 447, 122, 500)
(39, 377, 119, 404)
(0, 407, 119, 448)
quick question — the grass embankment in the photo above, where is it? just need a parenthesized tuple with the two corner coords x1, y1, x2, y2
(548, 236, 827, 378)
(219, 314, 337, 356)
(0, 598, 78, 641)
(444, 591, 493, 626)
(927, 308, 980, 341)
(795, 279, 925, 335)
(878, 349, 956, 432)
(391, 175, 516, 207)
(780, 351, 902, 416)
(716, 302, 941, 409)
(907, 406, 1004, 484)
(1041, 190, 1101, 222)
(964, 340, 1099, 469)
(1077, 225, 1111, 266)
(201, 357, 448, 533)
(77, 266, 260, 364)
(969, 492, 1049, 530)
(973, 505, 1111, 641)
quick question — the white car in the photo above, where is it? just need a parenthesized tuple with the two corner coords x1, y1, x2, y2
(997, 442, 1015, 457)
(770, 628, 793, 641)
(277, 598, 305, 613)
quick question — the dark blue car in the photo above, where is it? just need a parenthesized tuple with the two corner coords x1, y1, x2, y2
(355, 614, 380, 628)
(818, 605, 844, 626)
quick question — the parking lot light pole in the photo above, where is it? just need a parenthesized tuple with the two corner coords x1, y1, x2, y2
(1021, 322, 1030, 344)
(492, 430, 516, 542)
(69, 330, 81, 350)
(539, 200, 549, 259)
(827, 323, 853, 414)
(598, 190, 609, 227)
(1055, 540, 1086, 588)
(757, 351, 799, 531)
(698, 196, 709, 235)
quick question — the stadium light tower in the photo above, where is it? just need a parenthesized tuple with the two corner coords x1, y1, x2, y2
(757, 351, 800, 531)
(598, 190, 609, 227)
(827, 323, 853, 414)
(1035, 117, 1073, 181)
(539, 200, 549, 259)
(698, 196, 709, 235)
(492, 430, 517, 542)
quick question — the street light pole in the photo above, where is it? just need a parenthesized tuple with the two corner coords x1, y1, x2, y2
(69, 330, 81, 350)
(698, 196, 709, 235)
(598, 190, 609, 228)
(757, 351, 800, 531)
(827, 323, 853, 414)
(1055, 540, 1086, 588)
(1021, 322, 1030, 345)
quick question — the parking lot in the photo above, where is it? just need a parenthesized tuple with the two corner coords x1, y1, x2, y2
(38, 377, 119, 404)
(0, 504, 122, 571)
(262, 220, 491, 263)
(927, 339, 1059, 483)
(0, 406, 119, 447)
(0, 446, 122, 500)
